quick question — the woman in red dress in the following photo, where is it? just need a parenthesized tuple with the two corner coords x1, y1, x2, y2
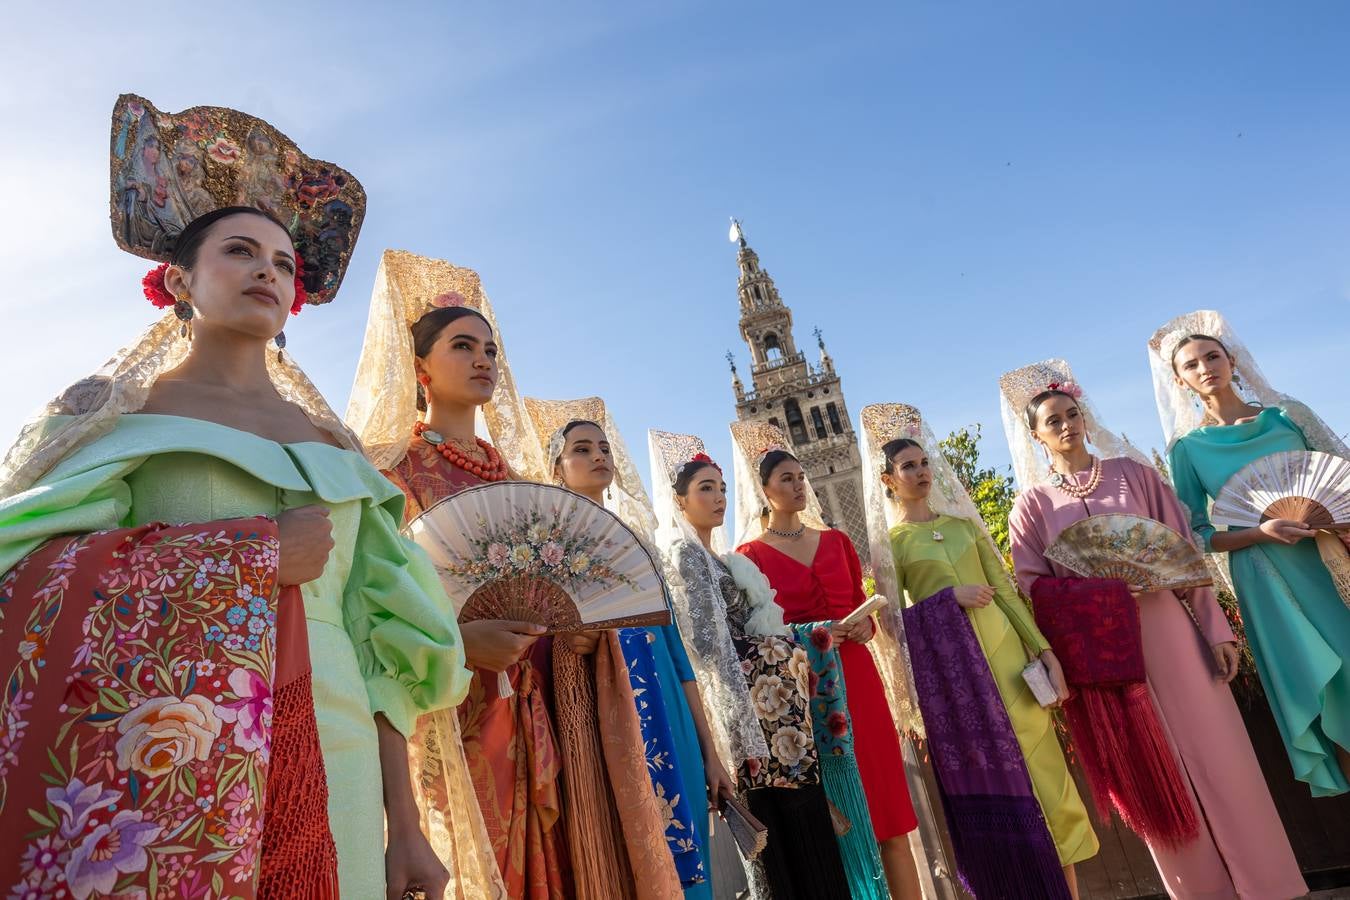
(737, 449, 923, 900)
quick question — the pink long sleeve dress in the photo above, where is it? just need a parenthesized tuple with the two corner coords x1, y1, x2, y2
(1009, 457, 1304, 900)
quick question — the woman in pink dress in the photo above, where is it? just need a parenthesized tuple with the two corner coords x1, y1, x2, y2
(1000, 360, 1305, 900)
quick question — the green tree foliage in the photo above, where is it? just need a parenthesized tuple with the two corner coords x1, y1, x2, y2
(937, 424, 1018, 553)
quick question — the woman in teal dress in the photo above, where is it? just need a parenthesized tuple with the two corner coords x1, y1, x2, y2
(1151, 310, 1350, 797)
(0, 95, 467, 899)
(538, 410, 735, 898)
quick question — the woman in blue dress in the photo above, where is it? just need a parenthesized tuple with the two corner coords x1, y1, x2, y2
(1150, 309, 1350, 797)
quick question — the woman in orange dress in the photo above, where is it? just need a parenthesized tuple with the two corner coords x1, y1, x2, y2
(347, 249, 682, 900)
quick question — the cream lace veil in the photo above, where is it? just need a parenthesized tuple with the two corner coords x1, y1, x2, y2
(0, 316, 363, 499)
(647, 429, 768, 770)
(345, 248, 546, 479)
(1147, 309, 1348, 455)
(344, 249, 533, 900)
(523, 396, 657, 540)
(997, 358, 1149, 492)
(857, 401, 1025, 738)
(728, 420, 826, 546)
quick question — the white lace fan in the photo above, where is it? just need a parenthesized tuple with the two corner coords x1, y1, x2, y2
(406, 482, 672, 632)
(1046, 514, 1213, 593)
(1211, 450, 1350, 531)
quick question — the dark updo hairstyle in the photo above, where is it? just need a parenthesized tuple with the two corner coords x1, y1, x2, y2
(1169, 333, 1235, 374)
(879, 437, 922, 500)
(758, 449, 798, 486)
(757, 449, 799, 517)
(673, 456, 721, 497)
(411, 306, 494, 411)
(170, 206, 290, 269)
(553, 419, 604, 466)
(1024, 389, 1078, 431)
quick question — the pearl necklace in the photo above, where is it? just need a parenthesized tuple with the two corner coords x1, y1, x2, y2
(413, 422, 509, 482)
(1048, 455, 1102, 499)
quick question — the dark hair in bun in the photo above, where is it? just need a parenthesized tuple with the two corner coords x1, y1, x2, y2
(1024, 390, 1077, 431)
(169, 206, 289, 269)
(879, 437, 922, 500)
(410, 306, 495, 411)
(758, 449, 798, 486)
(673, 454, 721, 497)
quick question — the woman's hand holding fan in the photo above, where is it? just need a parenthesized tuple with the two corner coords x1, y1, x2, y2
(1255, 518, 1318, 546)
(1211, 450, 1350, 606)
(460, 619, 547, 671)
(1045, 514, 1212, 594)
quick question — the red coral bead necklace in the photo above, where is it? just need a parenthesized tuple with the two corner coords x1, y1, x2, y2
(413, 421, 509, 482)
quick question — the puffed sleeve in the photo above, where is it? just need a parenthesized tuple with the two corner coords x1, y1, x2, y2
(344, 493, 471, 738)
(973, 519, 1051, 654)
(1008, 492, 1053, 597)
(1166, 439, 1217, 552)
(0, 458, 139, 576)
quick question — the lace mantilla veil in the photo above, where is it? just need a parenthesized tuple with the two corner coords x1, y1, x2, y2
(998, 358, 1150, 493)
(1, 93, 368, 498)
(856, 405, 965, 900)
(647, 429, 770, 770)
(1147, 310, 1349, 597)
(345, 248, 546, 480)
(1148, 309, 1348, 455)
(344, 249, 538, 900)
(858, 401, 1021, 739)
(729, 420, 827, 546)
(523, 396, 657, 540)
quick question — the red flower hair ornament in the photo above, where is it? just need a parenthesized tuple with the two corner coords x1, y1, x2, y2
(674, 452, 722, 483)
(142, 253, 308, 315)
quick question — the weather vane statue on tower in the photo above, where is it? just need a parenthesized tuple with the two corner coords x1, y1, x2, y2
(728, 217, 746, 247)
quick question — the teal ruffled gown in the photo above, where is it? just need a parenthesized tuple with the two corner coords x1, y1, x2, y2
(1169, 407, 1350, 796)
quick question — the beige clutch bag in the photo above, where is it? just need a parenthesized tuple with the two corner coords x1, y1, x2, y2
(1021, 658, 1058, 707)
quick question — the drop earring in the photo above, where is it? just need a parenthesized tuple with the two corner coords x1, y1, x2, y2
(174, 295, 194, 339)
(274, 330, 287, 363)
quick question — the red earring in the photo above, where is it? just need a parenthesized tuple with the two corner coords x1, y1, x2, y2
(417, 374, 430, 386)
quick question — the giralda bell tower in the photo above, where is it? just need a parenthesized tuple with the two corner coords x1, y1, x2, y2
(727, 220, 869, 558)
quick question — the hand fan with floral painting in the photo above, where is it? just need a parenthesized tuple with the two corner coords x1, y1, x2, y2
(406, 481, 671, 633)
(1046, 514, 1212, 593)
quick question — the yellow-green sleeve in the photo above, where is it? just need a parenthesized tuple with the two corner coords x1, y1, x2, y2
(344, 494, 471, 738)
(887, 530, 919, 608)
(972, 520, 1050, 654)
(0, 459, 140, 576)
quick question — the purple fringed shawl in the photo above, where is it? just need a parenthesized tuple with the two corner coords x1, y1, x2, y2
(902, 588, 1071, 900)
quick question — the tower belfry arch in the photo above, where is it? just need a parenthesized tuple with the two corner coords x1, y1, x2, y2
(726, 220, 870, 558)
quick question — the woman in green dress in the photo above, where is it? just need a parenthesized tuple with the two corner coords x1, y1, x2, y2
(1150, 309, 1350, 797)
(0, 96, 467, 899)
(859, 404, 1093, 899)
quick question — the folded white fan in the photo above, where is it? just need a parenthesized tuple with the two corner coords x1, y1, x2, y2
(1045, 514, 1212, 593)
(1211, 450, 1350, 531)
(406, 481, 672, 633)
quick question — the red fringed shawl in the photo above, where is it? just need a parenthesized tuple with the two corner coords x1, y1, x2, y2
(1030, 576, 1199, 848)
(0, 519, 337, 898)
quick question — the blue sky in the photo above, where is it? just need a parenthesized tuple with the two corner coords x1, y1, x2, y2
(2, 1, 1347, 503)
